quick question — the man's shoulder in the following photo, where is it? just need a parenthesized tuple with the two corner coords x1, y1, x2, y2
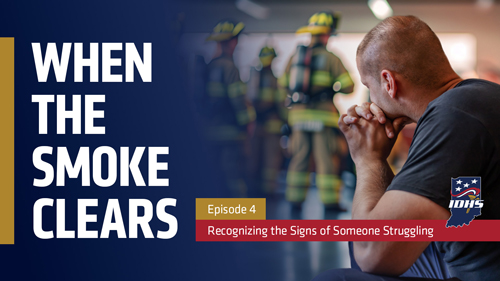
(423, 79, 500, 128)
(431, 79, 500, 109)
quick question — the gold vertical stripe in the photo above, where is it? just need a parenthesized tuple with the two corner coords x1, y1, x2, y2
(0, 38, 14, 244)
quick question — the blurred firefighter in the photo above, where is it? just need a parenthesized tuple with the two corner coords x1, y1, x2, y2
(203, 20, 255, 197)
(279, 11, 354, 210)
(247, 46, 288, 196)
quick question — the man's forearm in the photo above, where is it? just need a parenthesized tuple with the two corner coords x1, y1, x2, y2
(351, 160, 399, 274)
(352, 160, 394, 219)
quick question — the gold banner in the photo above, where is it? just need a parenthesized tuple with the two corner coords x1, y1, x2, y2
(196, 198, 266, 220)
(0, 37, 14, 244)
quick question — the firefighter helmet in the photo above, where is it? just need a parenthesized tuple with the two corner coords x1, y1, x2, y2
(206, 20, 245, 41)
(296, 11, 340, 35)
(259, 46, 277, 67)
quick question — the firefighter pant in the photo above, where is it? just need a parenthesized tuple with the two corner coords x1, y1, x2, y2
(286, 128, 342, 204)
(247, 124, 283, 194)
(210, 141, 247, 198)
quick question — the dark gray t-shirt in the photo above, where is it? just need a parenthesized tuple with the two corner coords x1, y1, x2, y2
(388, 79, 500, 281)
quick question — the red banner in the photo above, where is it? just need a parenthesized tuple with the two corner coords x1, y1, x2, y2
(196, 220, 500, 242)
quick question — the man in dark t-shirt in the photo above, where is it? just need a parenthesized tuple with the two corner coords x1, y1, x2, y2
(331, 15, 500, 281)
(389, 79, 500, 280)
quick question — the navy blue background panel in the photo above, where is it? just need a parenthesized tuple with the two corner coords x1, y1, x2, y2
(0, 1, 246, 280)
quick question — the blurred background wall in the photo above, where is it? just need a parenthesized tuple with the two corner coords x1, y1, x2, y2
(178, 0, 496, 112)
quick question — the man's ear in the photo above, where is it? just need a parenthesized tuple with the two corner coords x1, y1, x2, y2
(380, 70, 397, 99)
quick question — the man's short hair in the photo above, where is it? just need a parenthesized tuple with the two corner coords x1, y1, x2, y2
(357, 16, 451, 88)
